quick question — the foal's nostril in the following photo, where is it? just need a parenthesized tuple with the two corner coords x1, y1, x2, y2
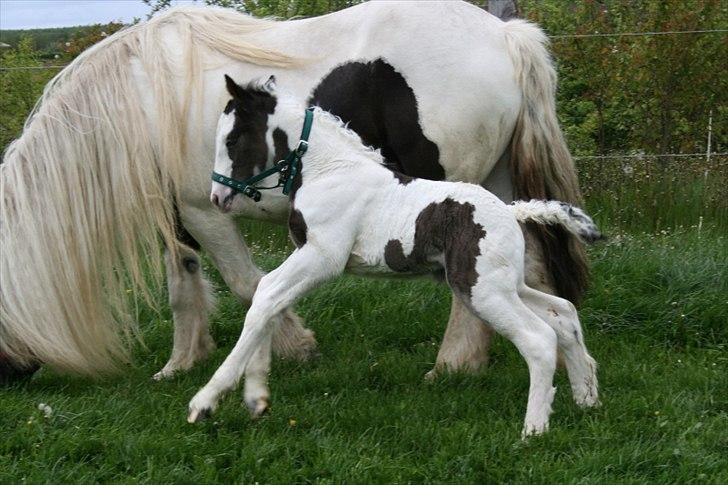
(211, 194, 220, 207)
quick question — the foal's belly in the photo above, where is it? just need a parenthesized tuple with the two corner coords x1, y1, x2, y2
(345, 251, 442, 280)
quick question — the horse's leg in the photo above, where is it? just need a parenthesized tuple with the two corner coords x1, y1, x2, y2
(187, 245, 337, 422)
(519, 286, 599, 408)
(180, 205, 318, 362)
(426, 297, 493, 380)
(154, 243, 216, 380)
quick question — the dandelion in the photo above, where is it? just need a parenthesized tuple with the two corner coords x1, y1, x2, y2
(289, 418, 297, 427)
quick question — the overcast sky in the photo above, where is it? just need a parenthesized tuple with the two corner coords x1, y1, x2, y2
(0, 0, 199, 30)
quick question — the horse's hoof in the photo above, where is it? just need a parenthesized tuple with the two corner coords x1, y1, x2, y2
(152, 369, 173, 381)
(245, 397, 270, 418)
(424, 368, 439, 382)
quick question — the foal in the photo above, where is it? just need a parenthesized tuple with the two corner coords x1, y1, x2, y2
(190, 76, 600, 436)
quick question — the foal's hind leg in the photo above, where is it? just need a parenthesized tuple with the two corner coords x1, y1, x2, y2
(154, 244, 216, 380)
(467, 286, 558, 437)
(520, 286, 599, 408)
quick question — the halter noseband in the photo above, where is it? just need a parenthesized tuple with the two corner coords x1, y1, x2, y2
(211, 107, 315, 202)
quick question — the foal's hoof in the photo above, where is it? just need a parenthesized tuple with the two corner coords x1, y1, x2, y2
(245, 397, 270, 419)
(187, 407, 212, 423)
(187, 390, 217, 423)
(575, 393, 601, 409)
(521, 422, 549, 440)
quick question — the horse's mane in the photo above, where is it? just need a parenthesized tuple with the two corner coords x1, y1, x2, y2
(0, 6, 295, 375)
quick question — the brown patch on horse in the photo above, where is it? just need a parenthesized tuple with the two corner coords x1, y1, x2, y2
(384, 198, 485, 297)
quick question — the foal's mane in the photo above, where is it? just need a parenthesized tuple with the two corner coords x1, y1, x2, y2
(262, 84, 385, 166)
(0, 7, 296, 375)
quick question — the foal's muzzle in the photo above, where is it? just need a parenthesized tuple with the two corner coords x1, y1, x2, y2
(210, 183, 235, 213)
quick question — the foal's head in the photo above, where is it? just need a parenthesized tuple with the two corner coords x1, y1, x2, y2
(211, 74, 281, 212)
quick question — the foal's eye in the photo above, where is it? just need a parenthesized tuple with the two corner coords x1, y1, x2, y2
(225, 139, 236, 148)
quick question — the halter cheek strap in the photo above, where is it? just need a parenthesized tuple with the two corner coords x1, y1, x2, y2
(211, 107, 314, 202)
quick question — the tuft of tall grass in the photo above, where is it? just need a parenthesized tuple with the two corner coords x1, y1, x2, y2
(578, 154, 728, 232)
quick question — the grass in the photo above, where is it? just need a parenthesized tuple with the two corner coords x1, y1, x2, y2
(578, 154, 728, 233)
(2, 224, 726, 483)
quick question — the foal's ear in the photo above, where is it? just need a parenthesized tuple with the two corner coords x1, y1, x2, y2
(263, 75, 276, 92)
(224, 74, 246, 99)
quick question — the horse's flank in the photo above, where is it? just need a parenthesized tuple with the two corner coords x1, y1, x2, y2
(0, 7, 296, 375)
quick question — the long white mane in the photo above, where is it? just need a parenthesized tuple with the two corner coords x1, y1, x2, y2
(0, 7, 295, 375)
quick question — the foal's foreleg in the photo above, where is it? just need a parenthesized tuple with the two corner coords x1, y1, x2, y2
(181, 206, 318, 361)
(187, 246, 336, 422)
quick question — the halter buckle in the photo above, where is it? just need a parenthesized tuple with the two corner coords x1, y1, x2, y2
(295, 140, 309, 156)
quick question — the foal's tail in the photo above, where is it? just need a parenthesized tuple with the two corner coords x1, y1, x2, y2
(510, 200, 603, 244)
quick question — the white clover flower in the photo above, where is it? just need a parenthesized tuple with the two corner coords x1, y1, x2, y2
(38, 403, 53, 418)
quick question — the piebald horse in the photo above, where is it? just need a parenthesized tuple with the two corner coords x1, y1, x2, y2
(0, 3, 586, 383)
(189, 76, 599, 436)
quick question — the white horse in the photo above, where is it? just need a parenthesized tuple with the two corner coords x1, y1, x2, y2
(0, 3, 585, 382)
(188, 77, 600, 437)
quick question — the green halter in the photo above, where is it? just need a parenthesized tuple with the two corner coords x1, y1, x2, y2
(211, 107, 314, 202)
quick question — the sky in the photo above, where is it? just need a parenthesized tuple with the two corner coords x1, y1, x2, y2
(0, 0, 198, 30)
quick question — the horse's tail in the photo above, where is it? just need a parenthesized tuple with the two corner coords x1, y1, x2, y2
(501, 19, 589, 304)
(510, 200, 603, 244)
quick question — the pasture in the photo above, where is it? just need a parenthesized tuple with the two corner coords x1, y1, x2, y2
(2, 221, 726, 483)
(1, 1, 726, 482)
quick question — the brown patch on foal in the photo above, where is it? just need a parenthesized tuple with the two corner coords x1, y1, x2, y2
(288, 209, 307, 248)
(384, 198, 485, 297)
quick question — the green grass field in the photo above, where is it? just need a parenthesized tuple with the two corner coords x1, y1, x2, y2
(2, 223, 726, 483)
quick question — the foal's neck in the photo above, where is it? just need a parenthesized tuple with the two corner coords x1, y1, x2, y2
(274, 97, 385, 175)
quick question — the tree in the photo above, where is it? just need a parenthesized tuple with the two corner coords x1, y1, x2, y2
(0, 38, 57, 152)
